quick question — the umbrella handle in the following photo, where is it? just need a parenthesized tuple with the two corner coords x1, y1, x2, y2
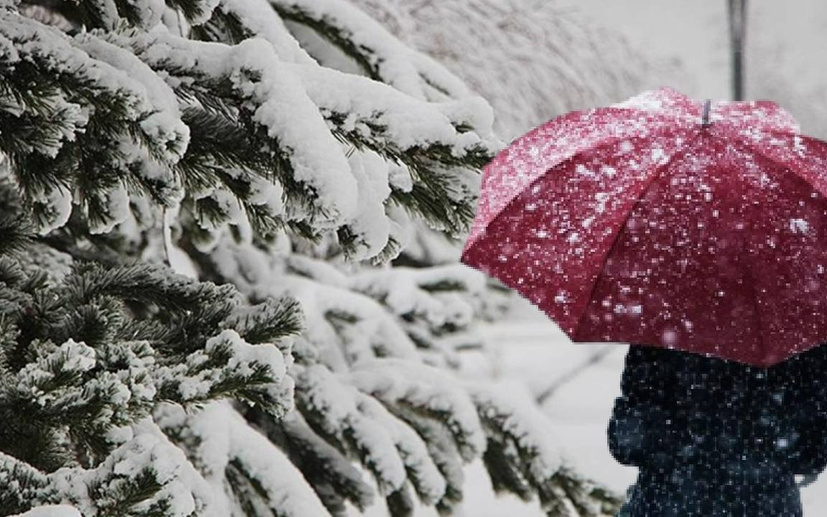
(702, 99, 712, 127)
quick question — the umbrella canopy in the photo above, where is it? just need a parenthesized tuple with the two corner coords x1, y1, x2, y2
(461, 87, 827, 367)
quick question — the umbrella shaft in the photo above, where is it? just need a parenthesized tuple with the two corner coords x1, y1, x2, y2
(728, 0, 748, 101)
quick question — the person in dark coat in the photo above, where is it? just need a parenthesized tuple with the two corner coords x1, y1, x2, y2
(607, 343, 827, 517)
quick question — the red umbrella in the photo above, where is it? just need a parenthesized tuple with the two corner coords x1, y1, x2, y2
(461, 87, 827, 367)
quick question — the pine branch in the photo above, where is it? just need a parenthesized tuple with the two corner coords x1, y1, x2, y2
(268, 0, 472, 100)
(247, 407, 376, 514)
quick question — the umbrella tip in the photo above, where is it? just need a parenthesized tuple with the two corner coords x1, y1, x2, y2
(701, 99, 712, 127)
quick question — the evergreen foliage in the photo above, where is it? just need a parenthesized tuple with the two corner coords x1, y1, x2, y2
(0, 0, 623, 515)
(0, 190, 296, 515)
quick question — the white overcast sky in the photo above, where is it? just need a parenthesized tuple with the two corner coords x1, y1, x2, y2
(553, 0, 827, 101)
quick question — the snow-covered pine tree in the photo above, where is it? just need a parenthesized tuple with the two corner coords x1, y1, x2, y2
(0, 0, 623, 515)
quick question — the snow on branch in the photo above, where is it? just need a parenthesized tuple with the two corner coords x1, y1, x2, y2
(107, 27, 358, 229)
(0, 244, 302, 515)
(345, 358, 487, 462)
(268, 0, 472, 101)
(348, 263, 492, 365)
(0, 427, 210, 516)
(154, 329, 294, 416)
(468, 381, 623, 516)
(11, 506, 82, 517)
(155, 401, 332, 516)
(0, 12, 186, 233)
(293, 363, 410, 495)
(193, 0, 317, 64)
(271, 409, 376, 513)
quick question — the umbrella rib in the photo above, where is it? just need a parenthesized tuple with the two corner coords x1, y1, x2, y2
(571, 131, 705, 340)
(740, 249, 766, 366)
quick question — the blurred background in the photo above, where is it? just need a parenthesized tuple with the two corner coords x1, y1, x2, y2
(355, 0, 827, 141)
(351, 1, 827, 514)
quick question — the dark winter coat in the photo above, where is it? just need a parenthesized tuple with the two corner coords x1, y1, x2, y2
(608, 344, 827, 517)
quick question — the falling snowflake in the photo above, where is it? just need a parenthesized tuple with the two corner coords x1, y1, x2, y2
(662, 329, 679, 347)
(793, 135, 806, 156)
(594, 192, 610, 213)
(651, 147, 667, 165)
(576, 164, 597, 178)
(789, 218, 810, 234)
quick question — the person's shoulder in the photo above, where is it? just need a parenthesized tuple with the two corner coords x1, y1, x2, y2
(769, 343, 827, 388)
(798, 343, 827, 361)
(780, 344, 827, 369)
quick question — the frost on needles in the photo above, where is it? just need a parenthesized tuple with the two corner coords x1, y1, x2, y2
(0, 216, 297, 515)
(0, 0, 622, 515)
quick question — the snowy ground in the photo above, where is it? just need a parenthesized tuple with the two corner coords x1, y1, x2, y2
(354, 294, 827, 515)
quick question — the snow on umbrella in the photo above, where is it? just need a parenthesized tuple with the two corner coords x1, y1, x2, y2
(461, 87, 827, 367)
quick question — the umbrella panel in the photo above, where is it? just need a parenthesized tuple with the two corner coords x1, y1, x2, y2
(462, 129, 690, 337)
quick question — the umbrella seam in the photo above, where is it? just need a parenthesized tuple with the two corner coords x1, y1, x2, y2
(571, 130, 706, 341)
(740, 251, 766, 367)
(719, 132, 824, 366)
(711, 134, 766, 364)
(728, 130, 827, 200)
(464, 122, 693, 255)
